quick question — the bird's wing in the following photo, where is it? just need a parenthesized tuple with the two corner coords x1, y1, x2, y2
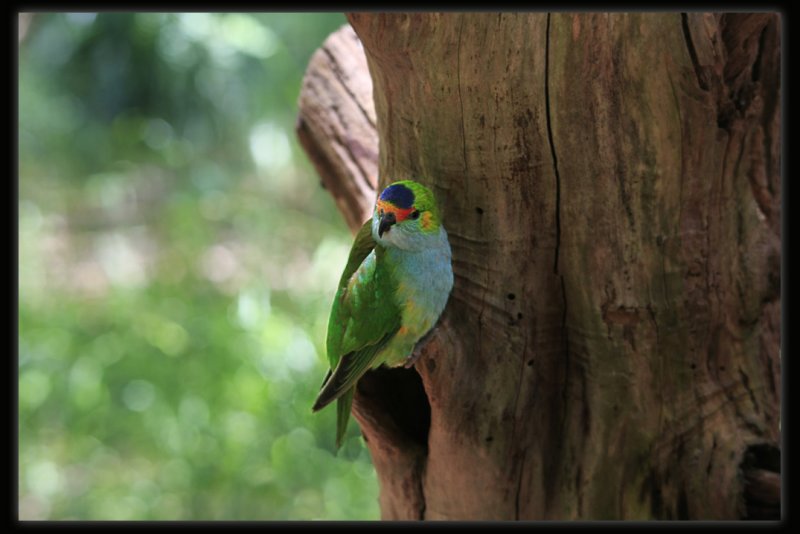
(336, 218, 377, 288)
(325, 219, 377, 369)
(315, 218, 402, 412)
(313, 329, 396, 412)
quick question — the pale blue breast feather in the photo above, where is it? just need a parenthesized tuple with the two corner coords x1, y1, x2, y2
(386, 226, 453, 340)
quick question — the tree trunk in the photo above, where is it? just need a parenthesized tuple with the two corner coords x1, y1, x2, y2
(297, 13, 781, 520)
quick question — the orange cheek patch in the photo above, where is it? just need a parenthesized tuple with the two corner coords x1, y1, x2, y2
(421, 211, 433, 230)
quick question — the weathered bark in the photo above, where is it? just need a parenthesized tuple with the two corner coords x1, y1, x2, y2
(296, 24, 378, 232)
(297, 13, 781, 520)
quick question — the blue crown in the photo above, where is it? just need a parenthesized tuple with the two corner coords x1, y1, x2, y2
(379, 183, 415, 209)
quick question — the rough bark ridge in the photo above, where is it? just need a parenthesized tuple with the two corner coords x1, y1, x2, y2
(297, 13, 781, 520)
(296, 25, 379, 231)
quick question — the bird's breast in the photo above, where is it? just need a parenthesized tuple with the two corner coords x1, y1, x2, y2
(389, 245, 453, 341)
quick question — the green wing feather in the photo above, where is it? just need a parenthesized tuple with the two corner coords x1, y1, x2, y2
(313, 218, 402, 449)
(336, 219, 377, 290)
(325, 219, 378, 368)
(312, 329, 396, 412)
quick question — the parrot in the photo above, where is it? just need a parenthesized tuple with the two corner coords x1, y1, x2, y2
(312, 179, 454, 449)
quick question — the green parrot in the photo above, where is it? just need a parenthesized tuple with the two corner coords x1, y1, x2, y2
(312, 180, 454, 449)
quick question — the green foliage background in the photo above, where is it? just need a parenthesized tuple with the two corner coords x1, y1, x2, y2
(18, 13, 380, 520)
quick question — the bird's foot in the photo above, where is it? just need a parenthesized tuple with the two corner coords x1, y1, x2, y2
(404, 326, 439, 369)
(404, 348, 424, 369)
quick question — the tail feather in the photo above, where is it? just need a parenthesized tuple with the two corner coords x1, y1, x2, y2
(335, 388, 354, 451)
(312, 331, 397, 448)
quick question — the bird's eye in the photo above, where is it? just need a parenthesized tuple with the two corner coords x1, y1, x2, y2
(410, 210, 420, 220)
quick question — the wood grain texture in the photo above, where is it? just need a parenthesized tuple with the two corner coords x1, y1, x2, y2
(298, 12, 781, 520)
(546, 12, 780, 519)
(296, 24, 378, 233)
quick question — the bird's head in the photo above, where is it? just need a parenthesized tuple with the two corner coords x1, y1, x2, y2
(371, 180, 443, 251)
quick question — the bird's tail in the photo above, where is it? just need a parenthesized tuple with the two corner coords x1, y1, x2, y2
(335, 388, 354, 451)
(312, 333, 395, 449)
(311, 364, 357, 451)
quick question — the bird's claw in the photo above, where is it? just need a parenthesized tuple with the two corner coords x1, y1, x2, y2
(404, 347, 424, 368)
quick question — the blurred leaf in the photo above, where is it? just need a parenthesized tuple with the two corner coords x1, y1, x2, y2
(19, 12, 378, 520)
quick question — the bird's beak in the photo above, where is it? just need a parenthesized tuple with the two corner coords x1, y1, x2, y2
(378, 211, 396, 238)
